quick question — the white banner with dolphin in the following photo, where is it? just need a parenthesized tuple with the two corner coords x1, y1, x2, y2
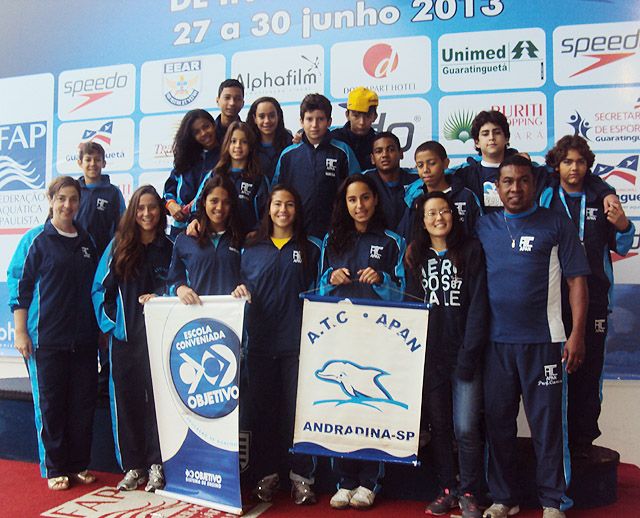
(292, 295, 428, 465)
(144, 296, 245, 515)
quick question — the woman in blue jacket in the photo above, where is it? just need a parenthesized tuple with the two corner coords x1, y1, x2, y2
(92, 185, 173, 493)
(232, 185, 320, 507)
(319, 173, 406, 510)
(8, 176, 99, 491)
(168, 174, 243, 303)
(164, 109, 220, 238)
(405, 191, 488, 518)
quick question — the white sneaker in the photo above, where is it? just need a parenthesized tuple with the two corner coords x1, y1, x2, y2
(542, 508, 566, 518)
(350, 486, 375, 509)
(145, 464, 165, 492)
(117, 468, 147, 491)
(483, 503, 520, 518)
(330, 488, 356, 509)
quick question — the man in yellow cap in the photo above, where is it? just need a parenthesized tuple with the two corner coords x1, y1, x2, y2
(332, 86, 380, 171)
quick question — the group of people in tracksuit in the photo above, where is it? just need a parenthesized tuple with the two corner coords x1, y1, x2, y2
(7, 80, 635, 518)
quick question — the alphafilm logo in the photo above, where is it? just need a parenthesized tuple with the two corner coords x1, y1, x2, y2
(169, 318, 240, 419)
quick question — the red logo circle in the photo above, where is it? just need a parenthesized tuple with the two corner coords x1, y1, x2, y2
(363, 44, 399, 78)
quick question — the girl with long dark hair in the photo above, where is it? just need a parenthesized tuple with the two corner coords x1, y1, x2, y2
(164, 109, 220, 238)
(9, 176, 99, 491)
(92, 185, 173, 493)
(318, 173, 406, 510)
(232, 185, 320, 507)
(405, 191, 488, 518)
(246, 96, 293, 182)
(168, 175, 243, 303)
(191, 121, 269, 236)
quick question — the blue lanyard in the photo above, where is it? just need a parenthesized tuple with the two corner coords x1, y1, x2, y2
(558, 188, 586, 242)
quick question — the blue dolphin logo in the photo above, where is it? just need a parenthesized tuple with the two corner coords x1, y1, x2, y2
(313, 360, 408, 410)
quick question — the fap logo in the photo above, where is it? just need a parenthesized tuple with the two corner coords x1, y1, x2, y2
(0, 121, 47, 191)
(169, 318, 240, 419)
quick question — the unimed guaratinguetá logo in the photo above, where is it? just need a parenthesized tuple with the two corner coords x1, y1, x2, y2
(170, 318, 240, 419)
(363, 44, 399, 78)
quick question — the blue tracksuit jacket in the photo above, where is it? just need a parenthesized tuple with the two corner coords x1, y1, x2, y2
(8, 219, 99, 350)
(272, 132, 360, 238)
(92, 235, 173, 342)
(76, 175, 126, 257)
(167, 231, 241, 296)
(362, 167, 419, 233)
(318, 228, 406, 302)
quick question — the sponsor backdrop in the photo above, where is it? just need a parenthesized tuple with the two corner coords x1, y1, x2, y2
(293, 297, 428, 464)
(144, 296, 245, 514)
(0, 1, 639, 377)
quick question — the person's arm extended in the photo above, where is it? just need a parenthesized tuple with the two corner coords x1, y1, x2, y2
(563, 276, 588, 374)
(13, 309, 32, 359)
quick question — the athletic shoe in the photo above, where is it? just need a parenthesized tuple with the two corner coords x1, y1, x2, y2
(116, 468, 147, 491)
(542, 508, 566, 518)
(459, 493, 483, 518)
(252, 473, 280, 502)
(69, 470, 96, 484)
(482, 503, 520, 518)
(330, 488, 356, 509)
(291, 479, 316, 505)
(426, 488, 458, 515)
(145, 464, 165, 492)
(350, 486, 375, 509)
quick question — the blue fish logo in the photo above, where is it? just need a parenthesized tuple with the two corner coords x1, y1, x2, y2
(314, 359, 407, 411)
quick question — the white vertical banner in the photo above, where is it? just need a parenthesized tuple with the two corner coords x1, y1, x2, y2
(145, 296, 245, 515)
(293, 296, 428, 464)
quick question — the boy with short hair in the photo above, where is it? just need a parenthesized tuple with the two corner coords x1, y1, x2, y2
(332, 86, 379, 171)
(272, 93, 359, 238)
(215, 79, 244, 144)
(451, 110, 617, 214)
(541, 135, 635, 459)
(400, 141, 482, 238)
(76, 141, 126, 257)
(362, 131, 417, 232)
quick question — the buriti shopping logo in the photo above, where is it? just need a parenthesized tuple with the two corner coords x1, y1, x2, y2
(313, 359, 407, 410)
(0, 121, 47, 191)
(163, 59, 201, 107)
(443, 110, 475, 143)
(363, 43, 399, 78)
(169, 318, 240, 419)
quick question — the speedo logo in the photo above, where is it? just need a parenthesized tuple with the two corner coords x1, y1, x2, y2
(62, 71, 129, 113)
(561, 28, 639, 77)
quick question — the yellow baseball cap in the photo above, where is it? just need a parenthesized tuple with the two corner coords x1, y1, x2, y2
(341, 87, 379, 112)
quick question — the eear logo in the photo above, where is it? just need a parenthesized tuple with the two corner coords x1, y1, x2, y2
(313, 359, 407, 411)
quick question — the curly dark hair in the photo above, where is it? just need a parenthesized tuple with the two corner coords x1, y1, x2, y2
(113, 185, 167, 281)
(327, 174, 387, 256)
(545, 135, 595, 171)
(172, 109, 217, 174)
(193, 175, 243, 249)
(406, 191, 465, 276)
(212, 121, 262, 183)
(246, 97, 292, 154)
(471, 110, 510, 156)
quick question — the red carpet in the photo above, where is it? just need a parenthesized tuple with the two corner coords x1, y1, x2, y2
(2, 459, 638, 517)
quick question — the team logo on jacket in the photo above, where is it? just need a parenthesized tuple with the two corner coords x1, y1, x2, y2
(586, 208, 598, 220)
(239, 181, 252, 199)
(370, 245, 384, 259)
(539, 363, 562, 386)
(96, 198, 109, 211)
(81, 246, 91, 259)
(169, 317, 240, 419)
(325, 158, 337, 176)
(293, 250, 302, 263)
(454, 201, 467, 216)
(519, 236, 535, 252)
(595, 319, 606, 333)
